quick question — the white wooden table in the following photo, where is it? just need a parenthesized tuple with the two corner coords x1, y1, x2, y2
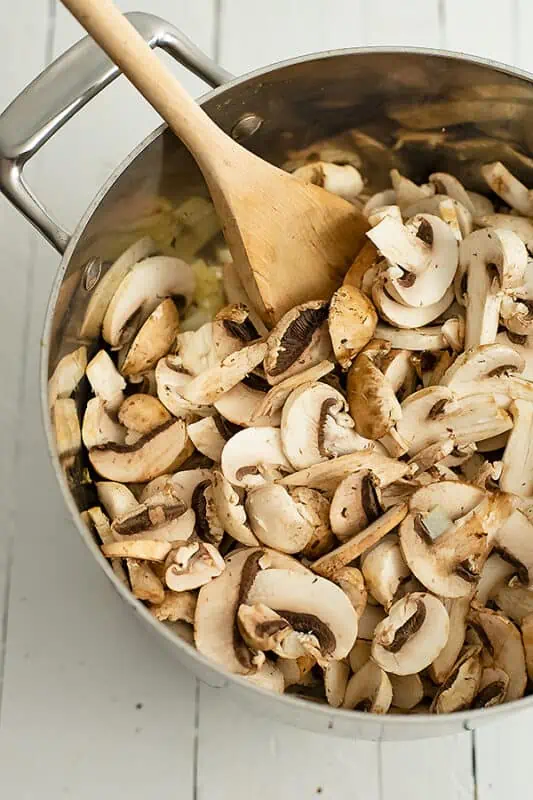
(0, 1, 531, 797)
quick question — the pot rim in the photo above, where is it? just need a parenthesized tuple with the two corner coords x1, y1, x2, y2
(41, 44, 533, 729)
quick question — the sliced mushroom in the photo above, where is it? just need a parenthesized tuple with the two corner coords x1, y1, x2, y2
(400, 493, 514, 598)
(372, 592, 449, 675)
(111, 496, 195, 544)
(80, 237, 157, 339)
(312, 503, 408, 579)
(140, 467, 212, 505)
(118, 394, 171, 435)
(343, 240, 380, 289)
(120, 298, 180, 377)
(86, 349, 126, 412)
(214, 376, 281, 429)
(251, 360, 334, 421)
(500, 400, 533, 495)
(493, 510, 533, 587)
(165, 541, 225, 591)
(396, 386, 512, 456)
(349, 640, 372, 673)
(221, 260, 268, 338)
(430, 646, 482, 713)
(280, 449, 410, 493)
(375, 322, 450, 352)
(187, 417, 227, 462)
(473, 666, 509, 708)
(329, 469, 383, 542)
(89, 419, 189, 482)
(52, 398, 81, 468)
(96, 481, 138, 520)
(481, 161, 533, 216)
(155, 356, 213, 419)
(211, 470, 259, 546)
(429, 172, 476, 215)
(263, 301, 332, 385)
(48, 346, 87, 409)
(494, 579, 533, 624)
(429, 596, 471, 684)
(221, 426, 292, 488)
(323, 660, 350, 708)
(390, 673, 425, 710)
(245, 660, 285, 694)
(343, 659, 393, 713)
(245, 484, 314, 554)
(475, 554, 516, 606)
(126, 559, 165, 604)
(468, 603, 527, 700)
(373, 280, 454, 330)
(101, 539, 171, 561)
(102, 256, 195, 347)
(390, 169, 434, 212)
(521, 612, 533, 680)
(361, 534, 411, 609)
(246, 569, 359, 660)
(179, 341, 267, 406)
(288, 487, 335, 559)
(237, 603, 292, 656)
(347, 340, 402, 440)
(150, 590, 197, 624)
(82, 397, 126, 450)
(292, 161, 364, 203)
(282, 381, 373, 470)
(328, 285, 377, 369)
(333, 566, 368, 618)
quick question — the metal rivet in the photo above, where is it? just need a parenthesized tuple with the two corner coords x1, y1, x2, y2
(231, 113, 263, 141)
(82, 257, 103, 291)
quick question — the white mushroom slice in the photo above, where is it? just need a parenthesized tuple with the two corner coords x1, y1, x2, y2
(375, 323, 448, 351)
(246, 569, 358, 660)
(245, 660, 285, 694)
(81, 397, 126, 450)
(429, 596, 471, 684)
(195, 548, 268, 674)
(409, 437, 455, 475)
(467, 190, 494, 216)
(409, 480, 485, 520)
(330, 469, 383, 542)
(361, 534, 411, 609)
(221, 427, 291, 488)
(400, 494, 514, 598)
(52, 398, 81, 467)
(120, 298, 180, 378)
(468, 603, 527, 701)
(102, 256, 195, 347)
(521, 613, 533, 681)
(357, 604, 387, 642)
(180, 341, 267, 406)
(126, 559, 165, 604)
(251, 360, 334, 420)
(80, 237, 157, 339)
(111, 497, 195, 544)
(277, 655, 316, 689)
(176, 322, 218, 376)
(494, 510, 533, 587)
(140, 469, 212, 507)
(221, 260, 268, 338)
(214, 378, 281, 428)
(211, 470, 259, 546)
(461, 228, 528, 349)
(385, 215, 458, 307)
(501, 295, 533, 337)
(237, 603, 295, 658)
(363, 189, 397, 218)
(101, 539, 171, 561)
(96, 481, 138, 521)
(150, 590, 196, 624)
(165, 542, 225, 591)
(390, 673, 425, 710)
(89, 419, 189, 482)
(328, 286, 377, 369)
(372, 592, 449, 675)
(495, 579, 533, 624)
(500, 400, 533, 495)
(312, 503, 408, 579)
(475, 554, 516, 606)
(323, 660, 350, 708)
(441, 342, 524, 387)
(287, 487, 335, 559)
(347, 340, 402, 440)
(390, 169, 434, 211)
(473, 667, 510, 708)
(344, 240, 380, 291)
(429, 172, 476, 215)
(349, 640, 372, 673)
(373, 280, 454, 329)
(118, 394, 171, 435)
(86, 349, 126, 412)
(481, 161, 533, 216)
(380, 349, 417, 398)
(402, 195, 473, 239)
(282, 382, 373, 470)
(155, 356, 213, 418)
(333, 566, 367, 618)
(430, 646, 482, 714)
(263, 300, 332, 385)
(280, 450, 410, 493)
(292, 161, 364, 203)
(343, 659, 393, 713)
(245, 484, 314, 554)
(367, 204, 403, 227)
(48, 346, 87, 409)
(442, 317, 465, 353)
(396, 386, 512, 456)
(190, 479, 224, 546)
(476, 214, 533, 252)
(187, 417, 226, 462)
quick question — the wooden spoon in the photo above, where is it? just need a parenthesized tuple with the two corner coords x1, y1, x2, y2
(62, 0, 369, 325)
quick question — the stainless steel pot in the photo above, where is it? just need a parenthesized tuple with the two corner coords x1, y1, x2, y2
(2, 11, 533, 740)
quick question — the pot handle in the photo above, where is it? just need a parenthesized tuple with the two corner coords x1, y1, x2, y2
(0, 11, 232, 254)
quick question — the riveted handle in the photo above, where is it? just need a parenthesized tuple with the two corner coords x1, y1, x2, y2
(0, 11, 232, 253)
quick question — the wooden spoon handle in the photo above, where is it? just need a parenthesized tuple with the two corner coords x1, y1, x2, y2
(61, 0, 231, 169)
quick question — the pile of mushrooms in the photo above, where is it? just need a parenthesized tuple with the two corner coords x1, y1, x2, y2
(49, 149, 533, 715)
